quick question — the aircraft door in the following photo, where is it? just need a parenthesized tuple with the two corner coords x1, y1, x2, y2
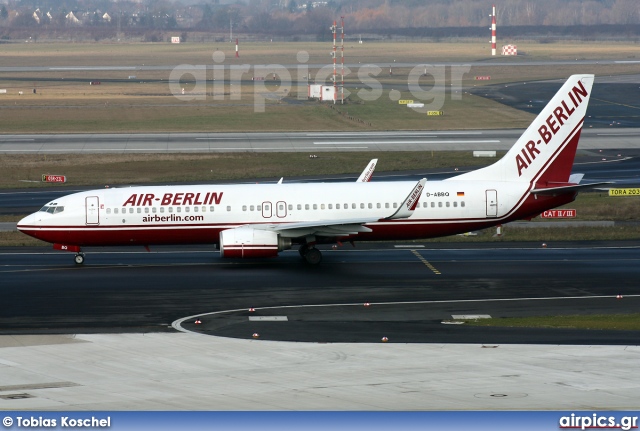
(276, 201, 287, 218)
(485, 189, 498, 217)
(86, 196, 100, 225)
(262, 201, 272, 218)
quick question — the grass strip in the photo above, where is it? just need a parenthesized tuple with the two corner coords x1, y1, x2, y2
(458, 314, 640, 331)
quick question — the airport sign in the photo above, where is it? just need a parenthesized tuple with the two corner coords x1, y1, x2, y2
(609, 188, 640, 196)
(42, 174, 67, 183)
(540, 209, 576, 218)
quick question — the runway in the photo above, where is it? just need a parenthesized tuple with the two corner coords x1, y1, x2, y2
(2, 128, 640, 154)
(2, 243, 639, 345)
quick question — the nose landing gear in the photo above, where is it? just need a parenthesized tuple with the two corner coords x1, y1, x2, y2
(74, 253, 85, 265)
(53, 244, 85, 265)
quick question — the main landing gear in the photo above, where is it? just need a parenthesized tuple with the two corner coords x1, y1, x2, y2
(299, 244, 322, 265)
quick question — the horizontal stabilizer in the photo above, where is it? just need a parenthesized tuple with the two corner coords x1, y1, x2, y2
(531, 182, 613, 195)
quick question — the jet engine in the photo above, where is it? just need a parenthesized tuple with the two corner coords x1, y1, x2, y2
(219, 227, 291, 258)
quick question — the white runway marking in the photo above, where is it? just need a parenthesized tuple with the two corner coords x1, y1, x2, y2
(314, 140, 500, 145)
(172, 294, 640, 334)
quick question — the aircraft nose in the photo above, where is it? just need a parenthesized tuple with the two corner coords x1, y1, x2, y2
(17, 213, 37, 231)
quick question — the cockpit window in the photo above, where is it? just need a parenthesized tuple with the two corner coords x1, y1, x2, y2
(39, 205, 64, 214)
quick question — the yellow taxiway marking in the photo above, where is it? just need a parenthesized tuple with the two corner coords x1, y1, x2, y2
(411, 250, 441, 275)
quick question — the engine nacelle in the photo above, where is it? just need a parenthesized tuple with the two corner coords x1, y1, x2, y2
(219, 227, 292, 258)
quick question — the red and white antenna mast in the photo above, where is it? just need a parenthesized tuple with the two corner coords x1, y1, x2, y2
(332, 19, 337, 104)
(340, 16, 345, 105)
(491, 4, 497, 56)
(235, 38, 239, 58)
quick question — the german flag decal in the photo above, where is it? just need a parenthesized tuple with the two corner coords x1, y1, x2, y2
(457, 192, 465, 197)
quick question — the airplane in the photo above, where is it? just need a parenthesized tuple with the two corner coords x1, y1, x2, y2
(18, 74, 606, 265)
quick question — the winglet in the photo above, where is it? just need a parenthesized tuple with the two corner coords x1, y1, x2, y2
(357, 159, 378, 182)
(386, 178, 426, 220)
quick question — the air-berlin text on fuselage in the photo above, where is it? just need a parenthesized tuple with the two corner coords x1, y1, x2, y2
(122, 192, 223, 207)
(515, 80, 588, 177)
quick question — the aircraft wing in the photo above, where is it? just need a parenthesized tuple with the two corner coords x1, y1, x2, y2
(267, 218, 378, 238)
(252, 178, 427, 238)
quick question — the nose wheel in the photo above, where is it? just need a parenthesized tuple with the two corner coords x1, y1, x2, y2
(74, 253, 85, 265)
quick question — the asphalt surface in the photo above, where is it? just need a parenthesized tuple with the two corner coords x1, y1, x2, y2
(471, 75, 640, 128)
(1, 243, 639, 345)
(2, 128, 640, 154)
(1, 58, 638, 73)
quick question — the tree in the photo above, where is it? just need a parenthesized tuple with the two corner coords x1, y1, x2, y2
(0, 5, 8, 20)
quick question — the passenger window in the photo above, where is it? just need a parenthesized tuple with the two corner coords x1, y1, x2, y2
(453, 202, 458, 208)
(305, 204, 309, 210)
(360, 203, 365, 209)
(160, 207, 164, 213)
(187, 207, 191, 213)
(122, 208, 126, 214)
(169, 207, 173, 213)
(344, 203, 348, 209)
(210, 206, 215, 212)
(152, 207, 157, 213)
(144, 208, 149, 213)
(227, 206, 231, 212)
(129, 208, 134, 214)
(368, 203, 372, 209)
(250, 205, 254, 211)
(336, 204, 340, 209)
(461, 202, 465, 207)
(377, 203, 381, 209)
(177, 207, 182, 213)
(107, 208, 111, 214)
(393, 203, 397, 209)
(288, 204, 293, 210)
(352, 203, 356, 209)
(321, 204, 325, 210)
(422, 202, 427, 208)
(385, 203, 389, 209)
(194, 206, 198, 212)
(438, 202, 442, 208)
(242, 205, 247, 211)
(202, 206, 206, 212)
(137, 208, 141, 214)
(313, 204, 317, 210)
(328, 204, 332, 210)
(114, 208, 118, 214)
(297, 204, 302, 210)
(431, 202, 435, 208)
(446, 202, 450, 207)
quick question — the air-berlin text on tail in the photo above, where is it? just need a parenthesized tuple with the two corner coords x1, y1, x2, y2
(122, 192, 223, 207)
(406, 183, 424, 210)
(516, 79, 588, 177)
